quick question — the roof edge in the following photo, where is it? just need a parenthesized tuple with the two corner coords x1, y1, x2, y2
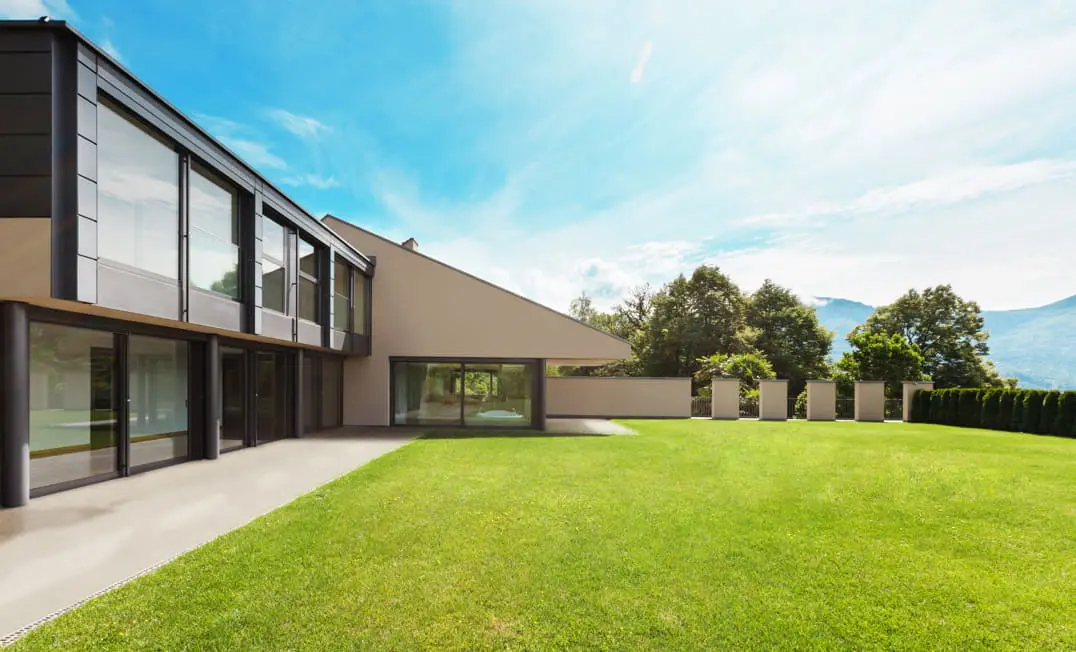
(321, 215, 632, 351)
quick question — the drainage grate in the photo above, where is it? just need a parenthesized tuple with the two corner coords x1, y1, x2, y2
(0, 548, 193, 647)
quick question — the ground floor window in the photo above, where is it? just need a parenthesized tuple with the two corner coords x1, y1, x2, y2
(128, 336, 189, 469)
(391, 360, 538, 428)
(29, 323, 119, 490)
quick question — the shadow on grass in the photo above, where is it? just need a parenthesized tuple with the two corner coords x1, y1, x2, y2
(420, 430, 610, 440)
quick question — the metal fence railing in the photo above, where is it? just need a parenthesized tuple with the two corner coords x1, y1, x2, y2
(884, 399, 903, 421)
(836, 398, 855, 420)
(787, 397, 806, 419)
(739, 397, 760, 419)
(691, 396, 711, 418)
(689, 396, 906, 421)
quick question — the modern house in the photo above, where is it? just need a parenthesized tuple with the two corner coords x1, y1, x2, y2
(0, 20, 629, 507)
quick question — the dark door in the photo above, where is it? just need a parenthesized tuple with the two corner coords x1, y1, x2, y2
(256, 351, 292, 443)
(220, 347, 247, 451)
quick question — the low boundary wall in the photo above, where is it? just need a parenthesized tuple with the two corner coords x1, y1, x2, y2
(546, 377, 692, 418)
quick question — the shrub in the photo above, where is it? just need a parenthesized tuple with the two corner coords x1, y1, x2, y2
(997, 390, 1016, 432)
(930, 391, 943, 423)
(958, 390, 980, 428)
(980, 390, 1001, 430)
(911, 389, 930, 422)
(1040, 391, 1060, 435)
(1053, 391, 1076, 438)
(794, 389, 807, 419)
(1011, 392, 1025, 432)
(1023, 391, 1044, 433)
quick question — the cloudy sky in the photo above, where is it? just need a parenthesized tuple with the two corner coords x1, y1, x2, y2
(7, 0, 1075, 311)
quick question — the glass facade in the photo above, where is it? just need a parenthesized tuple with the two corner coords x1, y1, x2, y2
(262, 220, 287, 314)
(256, 351, 292, 442)
(128, 336, 189, 468)
(333, 258, 349, 331)
(189, 164, 240, 298)
(220, 347, 247, 452)
(29, 323, 118, 490)
(298, 238, 319, 323)
(352, 270, 368, 335)
(392, 361, 536, 427)
(97, 101, 180, 279)
(302, 355, 318, 433)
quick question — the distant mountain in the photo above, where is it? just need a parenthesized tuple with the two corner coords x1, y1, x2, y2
(812, 295, 1076, 390)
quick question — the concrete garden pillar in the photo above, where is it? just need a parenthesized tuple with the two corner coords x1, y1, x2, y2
(711, 378, 740, 420)
(806, 380, 836, 421)
(854, 381, 886, 422)
(759, 379, 788, 421)
(901, 381, 934, 422)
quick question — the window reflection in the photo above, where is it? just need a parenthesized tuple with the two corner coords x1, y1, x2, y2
(298, 238, 319, 323)
(29, 323, 118, 490)
(129, 336, 189, 468)
(463, 363, 533, 427)
(262, 220, 287, 314)
(189, 165, 239, 298)
(352, 270, 367, 335)
(97, 101, 179, 279)
(392, 361, 535, 427)
(333, 258, 349, 331)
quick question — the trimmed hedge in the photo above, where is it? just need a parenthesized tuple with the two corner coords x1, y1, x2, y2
(913, 388, 1075, 438)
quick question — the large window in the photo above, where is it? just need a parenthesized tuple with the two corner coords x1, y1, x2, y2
(352, 270, 368, 335)
(333, 258, 349, 331)
(97, 101, 180, 279)
(128, 336, 189, 469)
(29, 323, 118, 490)
(392, 360, 537, 428)
(262, 219, 287, 314)
(298, 238, 319, 323)
(189, 164, 239, 298)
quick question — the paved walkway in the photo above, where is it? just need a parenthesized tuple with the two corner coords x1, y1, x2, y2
(0, 429, 414, 639)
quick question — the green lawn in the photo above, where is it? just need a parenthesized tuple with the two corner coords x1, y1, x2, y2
(14, 421, 1076, 650)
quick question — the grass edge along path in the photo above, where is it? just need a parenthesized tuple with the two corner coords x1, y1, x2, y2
(12, 420, 1076, 650)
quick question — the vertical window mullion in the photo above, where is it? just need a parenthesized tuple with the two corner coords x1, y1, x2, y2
(178, 152, 190, 321)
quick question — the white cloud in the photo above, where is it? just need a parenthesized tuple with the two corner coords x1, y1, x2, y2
(281, 174, 341, 189)
(0, 0, 74, 19)
(354, 2, 1076, 313)
(101, 38, 123, 63)
(268, 109, 330, 139)
(629, 40, 652, 84)
(222, 138, 286, 170)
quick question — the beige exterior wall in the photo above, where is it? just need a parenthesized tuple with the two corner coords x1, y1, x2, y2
(326, 217, 631, 426)
(806, 380, 836, 421)
(854, 381, 886, 422)
(902, 381, 934, 421)
(759, 379, 788, 421)
(546, 377, 691, 418)
(0, 218, 52, 299)
(711, 378, 740, 419)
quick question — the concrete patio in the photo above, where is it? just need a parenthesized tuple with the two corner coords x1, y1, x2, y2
(0, 429, 414, 640)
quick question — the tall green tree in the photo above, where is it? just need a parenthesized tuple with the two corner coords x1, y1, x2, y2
(746, 279, 833, 395)
(862, 285, 996, 388)
(642, 266, 750, 381)
(837, 329, 925, 398)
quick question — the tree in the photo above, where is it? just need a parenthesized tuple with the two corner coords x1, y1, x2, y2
(642, 266, 750, 382)
(746, 279, 833, 396)
(694, 353, 775, 396)
(209, 270, 239, 298)
(839, 329, 925, 394)
(861, 285, 994, 388)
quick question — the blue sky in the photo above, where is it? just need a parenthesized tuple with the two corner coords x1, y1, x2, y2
(6, 0, 1076, 311)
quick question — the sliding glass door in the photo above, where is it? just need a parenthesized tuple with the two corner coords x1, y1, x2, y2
(29, 324, 120, 491)
(220, 347, 247, 452)
(391, 360, 538, 428)
(128, 336, 190, 470)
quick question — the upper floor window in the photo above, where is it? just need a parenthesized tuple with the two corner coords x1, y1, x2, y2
(298, 238, 320, 323)
(97, 101, 179, 279)
(333, 258, 349, 331)
(262, 219, 287, 314)
(189, 164, 239, 299)
(352, 269, 368, 335)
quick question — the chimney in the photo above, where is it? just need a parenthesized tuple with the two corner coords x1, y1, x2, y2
(401, 237, 419, 252)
